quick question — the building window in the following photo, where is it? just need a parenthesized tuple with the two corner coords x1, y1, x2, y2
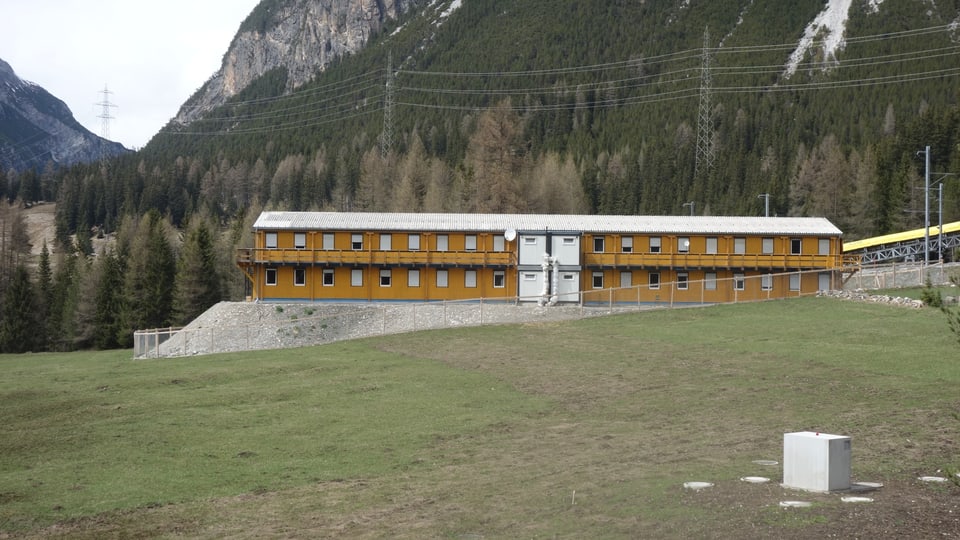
(323, 269, 334, 286)
(493, 271, 505, 288)
(265, 232, 278, 249)
(522, 273, 537, 281)
(705, 272, 717, 290)
(791, 238, 802, 255)
(523, 236, 537, 246)
(789, 273, 801, 291)
(593, 236, 605, 253)
(408, 234, 420, 251)
(493, 235, 505, 251)
(819, 238, 830, 255)
(649, 272, 660, 290)
(436, 269, 449, 287)
(563, 236, 576, 246)
(706, 237, 717, 254)
(266, 268, 277, 286)
(734, 273, 745, 291)
(408, 269, 420, 287)
(380, 234, 392, 251)
(592, 271, 604, 289)
(734, 237, 746, 254)
(562, 273, 575, 281)
(621, 236, 633, 253)
(379, 269, 392, 287)
(294, 268, 306, 286)
(678, 237, 690, 253)
(323, 233, 334, 250)
(762, 237, 774, 254)
(465, 270, 477, 288)
(761, 274, 773, 291)
(351, 234, 363, 250)
(437, 235, 449, 251)
(620, 271, 632, 288)
(465, 235, 477, 251)
(351, 269, 363, 287)
(294, 232, 306, 250)
(677, 272, 688, 290)
(650, 236, 661, 253)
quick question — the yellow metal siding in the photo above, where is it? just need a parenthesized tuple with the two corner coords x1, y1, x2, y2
(241, 222, 841, 303)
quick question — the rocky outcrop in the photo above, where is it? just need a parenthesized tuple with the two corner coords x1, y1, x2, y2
(0, 58, 128, 173)
(174, 0, 424, 126)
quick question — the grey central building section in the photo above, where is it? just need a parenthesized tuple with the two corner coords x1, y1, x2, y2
(516, 230, 583, 303)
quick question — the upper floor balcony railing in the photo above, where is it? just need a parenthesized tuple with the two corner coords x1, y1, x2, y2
(237, 248, 515, 267)
(581, 252, 843, 270)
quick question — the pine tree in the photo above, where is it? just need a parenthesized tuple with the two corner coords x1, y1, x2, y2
(35, 241, 53, 350)
(93, 249, 126, 349)
(120, 210, 176, 343)
(173, 217, 222, 325)
(0, 265, 37, 353)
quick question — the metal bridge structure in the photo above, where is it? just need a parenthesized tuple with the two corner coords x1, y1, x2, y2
(843, 221, 960, 264)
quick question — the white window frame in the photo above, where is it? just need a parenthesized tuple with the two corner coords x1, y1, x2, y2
(819, 238, 831, 256)
(705, 272, 717, 290)
(408, 269, 420, 287)
(762, 237, 774, 254)
(322, 269, 334, 286)
(265, 268, 277, 286)
(620, 271, 632, 289)
(294, 232, 306, 250)
(562, 236, 576, 247)
(493, 271, 505, 288)
(593, 236, 605, 253)
(436, 269, 449, 288)
(649, 272, 660, 290)
(379, 269, 392, 287)
(380, 234, 392, 251)
(464, 270, 477, 288)
(493, 235, 505, 251)
(621, 236, 633, 253)
(649, 236, 661, 253)
(294, 268, 306, 287)
(706, 237, 717, 255)
(351, 234, 363, 251)
(437, 234, 449, 252)
(351, 269, 363, 287)
(408, 234, 420, 251)
(592, 271, 604, 289)
(734, 273, 745, 291)
(322, 233, 335, 250)
(676, 272, 688, 290)
(523, 236, 538, 246)
(678, 237, 690, 253)
(465, 235, 477, 251)
(265, 232, 278, 249)
(791, 238, 802, 255)
(761, 274, 773, 291)
(789, 273, 801, 291)
(734, 237, 746, 255)
(522, 272, 537, 281)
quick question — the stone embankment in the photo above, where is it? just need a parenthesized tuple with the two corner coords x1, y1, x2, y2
(817, 289, 926, 308)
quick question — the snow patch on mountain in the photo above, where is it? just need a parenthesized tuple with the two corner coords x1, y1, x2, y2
(783, 0, 854, 78)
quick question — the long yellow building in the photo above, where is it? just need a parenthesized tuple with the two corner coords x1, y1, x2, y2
(237, 212, 844, 304)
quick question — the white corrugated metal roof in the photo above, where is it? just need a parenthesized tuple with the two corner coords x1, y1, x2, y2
(253, 211, 843, 236)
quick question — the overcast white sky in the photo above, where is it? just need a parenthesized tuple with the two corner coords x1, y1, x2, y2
(0, 0, 262, 149)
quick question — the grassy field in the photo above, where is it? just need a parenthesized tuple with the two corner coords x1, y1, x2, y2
(1, 296, 959, 538)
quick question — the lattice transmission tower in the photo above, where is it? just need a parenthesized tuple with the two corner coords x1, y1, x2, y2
(95, 84, 117, 140)
(694, 27, 716, 179)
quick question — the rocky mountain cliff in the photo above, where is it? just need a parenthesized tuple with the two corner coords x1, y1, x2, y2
(174, 0, 424, 126)
(0, 58, 128, 174)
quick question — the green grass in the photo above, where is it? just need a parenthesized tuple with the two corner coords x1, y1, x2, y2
(1, 297, 958, 538)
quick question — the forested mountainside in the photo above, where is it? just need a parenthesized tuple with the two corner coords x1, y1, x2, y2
(1, 0, 960, 352)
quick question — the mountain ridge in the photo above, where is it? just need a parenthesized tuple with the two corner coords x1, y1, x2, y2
(0, 58, 129, 174)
